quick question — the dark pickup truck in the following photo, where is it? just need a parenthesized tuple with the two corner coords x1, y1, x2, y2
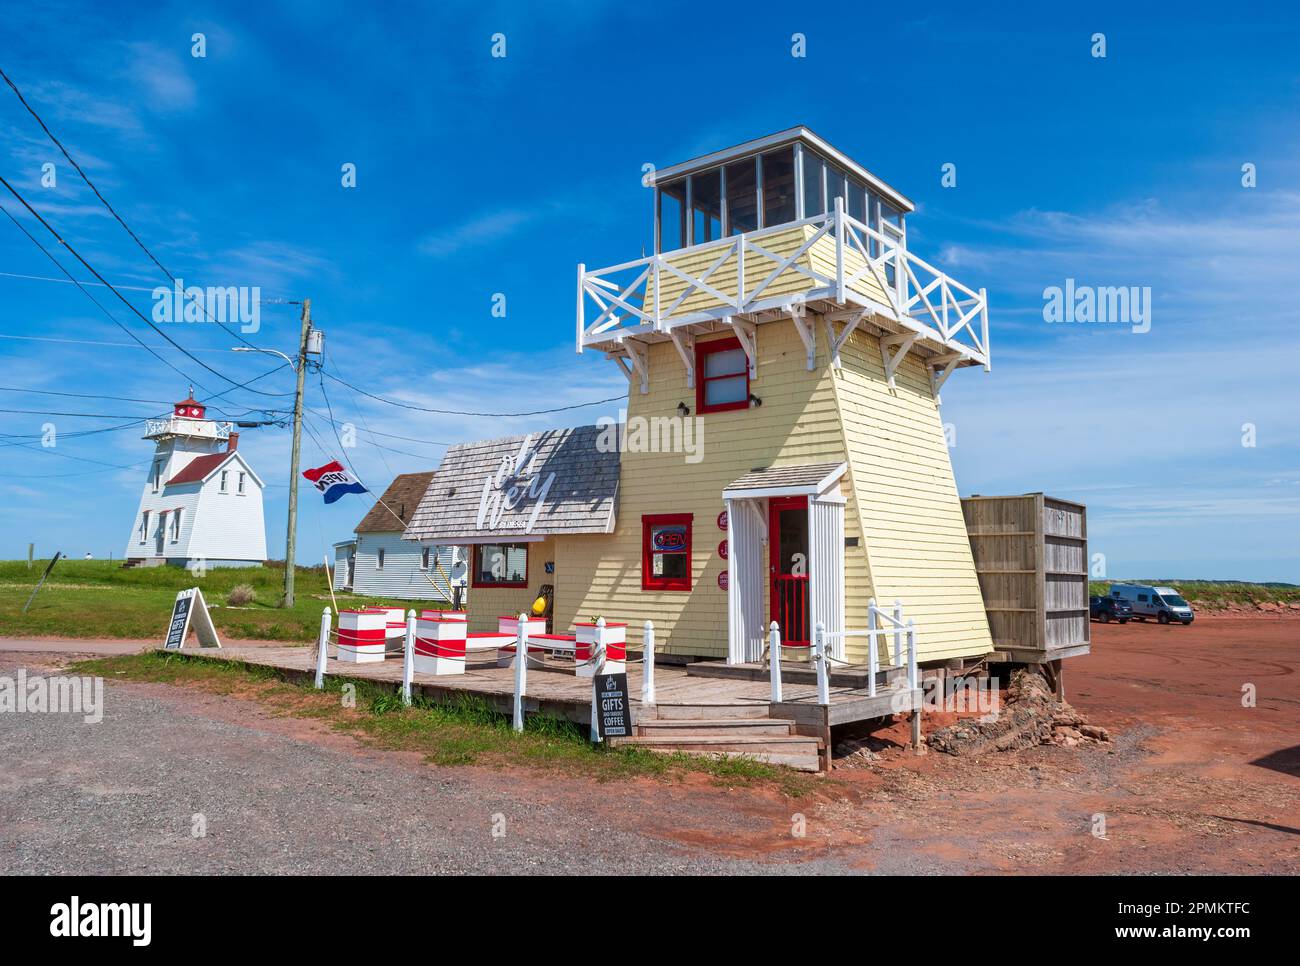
(1090, 595, 1133, 624)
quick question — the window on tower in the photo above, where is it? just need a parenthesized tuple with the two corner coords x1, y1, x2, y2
(220, 470, 228, 492)
(139, 511, 149, 544)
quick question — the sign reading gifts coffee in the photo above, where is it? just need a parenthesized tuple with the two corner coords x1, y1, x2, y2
(595, 673, 632, 739)
(476, 433, 556, 533)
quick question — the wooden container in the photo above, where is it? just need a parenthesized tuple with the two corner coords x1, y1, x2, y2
(960, 494, 1090, 661)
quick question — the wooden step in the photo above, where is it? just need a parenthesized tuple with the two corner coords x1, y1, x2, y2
(609, 734, 823, 773)
(646, 702, 773, 720)
(612, 733, 821, 755)
(635, 717, 794, 738)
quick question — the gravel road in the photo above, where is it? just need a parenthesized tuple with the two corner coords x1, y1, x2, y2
(0, 653, 854, 875)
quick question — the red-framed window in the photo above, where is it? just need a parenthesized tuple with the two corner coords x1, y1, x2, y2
(642, 513, 693, 591)
(695, 337, 749, 414)
(472, 542, 529, 589)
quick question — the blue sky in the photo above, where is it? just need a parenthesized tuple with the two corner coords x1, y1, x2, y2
(0, 0, 1297, 581)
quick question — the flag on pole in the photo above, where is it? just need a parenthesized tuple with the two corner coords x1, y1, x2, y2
(303, 460, 368, 504)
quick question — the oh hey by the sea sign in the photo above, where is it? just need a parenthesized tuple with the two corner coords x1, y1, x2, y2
(477, 434, 556, 533)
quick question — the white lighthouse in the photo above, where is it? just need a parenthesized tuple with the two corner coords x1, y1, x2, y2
(123, 389, 267, 569)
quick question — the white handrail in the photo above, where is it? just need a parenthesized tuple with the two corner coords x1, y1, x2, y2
(590, 617, 606, 743)
(512, 611, 528, 732)
(819, 599, 921, 699)
(314, 606, 331, 690)
(866, 604, 878, 697)
(906, 619, 918, 691)
(401, 609, 416, 706)
(641, 619, 656, 706)
(768, 621, 783, 704)
(813, 622, 830, 707)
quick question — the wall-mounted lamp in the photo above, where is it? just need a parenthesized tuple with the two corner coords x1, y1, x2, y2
(748, 393, 763, 407)
(677, 401, 691, 416)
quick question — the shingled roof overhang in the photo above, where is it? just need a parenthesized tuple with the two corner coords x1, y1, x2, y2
(722, 462, 847, 501)
(403, 425, 619, 544)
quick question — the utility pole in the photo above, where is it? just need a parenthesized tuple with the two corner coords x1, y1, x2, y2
(283, 298, 311, 609)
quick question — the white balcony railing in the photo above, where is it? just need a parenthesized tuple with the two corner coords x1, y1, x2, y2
(144, 417, 232, 440)
(577, 198, 989, 367)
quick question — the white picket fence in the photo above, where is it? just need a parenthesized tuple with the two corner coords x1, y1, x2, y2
(313, 608, 658, 740)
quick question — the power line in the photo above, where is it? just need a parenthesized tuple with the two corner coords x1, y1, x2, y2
(320, 368, 625, 417)
(0, 386, 172, 405)
(0, 363, 288, 444)
(0, 407, 164, 419)
(0, 270, 161, 292)
(0, 175, 288, 397)
(0, 332, 234, 353)
(0, 65, 269, 352)
(0, 201, 217, 395)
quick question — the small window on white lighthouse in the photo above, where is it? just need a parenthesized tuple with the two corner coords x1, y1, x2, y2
(238, 472, 246, 494)
(139, 511, 149, 543)
(171, 511, 182, 541)
(420, 547, 430, 570)
(220, 470, 228, 492)
(152, 462, 163, 492)
(376, 548, 385, 570)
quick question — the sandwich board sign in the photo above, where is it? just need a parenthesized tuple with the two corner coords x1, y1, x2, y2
(594, 672, 631, 740)
(163, 588, 221, 650)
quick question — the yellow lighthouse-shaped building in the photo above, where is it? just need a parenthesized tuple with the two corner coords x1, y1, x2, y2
(408, 128, 996, 670)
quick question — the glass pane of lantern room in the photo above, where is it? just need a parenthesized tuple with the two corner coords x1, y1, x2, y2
(658, 180, 687, 252)
(826, 165, 846, 213)
(848, 179, 866, 223)
(691, 168, 722, 245)
(725, 158, 758, 234)
(802, 151, 825, 217)
(761, 147, 795, 227)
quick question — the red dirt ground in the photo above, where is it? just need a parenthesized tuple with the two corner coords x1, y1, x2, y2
(4, 615, 1296, 873)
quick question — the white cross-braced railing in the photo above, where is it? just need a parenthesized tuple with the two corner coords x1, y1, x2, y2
(577, 198, 989, 366)
(766, 598, 918, 708)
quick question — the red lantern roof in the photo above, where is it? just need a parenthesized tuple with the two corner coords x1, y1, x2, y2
(173, 386, 205, 419)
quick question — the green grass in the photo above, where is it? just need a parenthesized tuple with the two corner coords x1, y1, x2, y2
(1088, 579, 1300, 610)
(70, 650, 813, 793)
(0, 558, 438, 642)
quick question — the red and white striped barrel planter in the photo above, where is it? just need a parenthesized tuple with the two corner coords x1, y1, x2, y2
(374, 606, 408, 654)
(413, 616, 467, 676)
(494, 616, 548, 668)
(337, 609, 386, 663)
(573, 621, 626, 677)
(497, 615, 546, 637)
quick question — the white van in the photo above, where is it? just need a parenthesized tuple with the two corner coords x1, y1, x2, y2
(1109, 584, 1195, 625)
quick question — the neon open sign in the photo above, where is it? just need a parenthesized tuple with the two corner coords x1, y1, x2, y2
(652, 526, 687, 552)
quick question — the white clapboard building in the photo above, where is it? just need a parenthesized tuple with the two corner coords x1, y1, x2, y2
(333, 471, 464, 602)
(123, 390, 267, 569)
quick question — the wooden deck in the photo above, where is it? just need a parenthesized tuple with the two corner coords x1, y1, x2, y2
(172, 645, 919, 733)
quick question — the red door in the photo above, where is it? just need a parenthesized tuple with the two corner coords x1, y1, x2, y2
(769, 496, 810, 647)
